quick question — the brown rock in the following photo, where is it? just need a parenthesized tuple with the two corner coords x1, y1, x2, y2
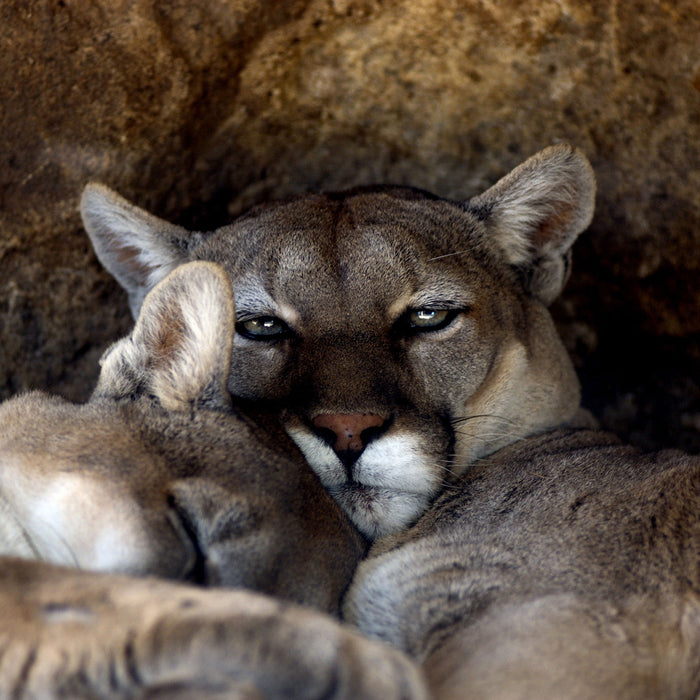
(1, 0, 699, 449)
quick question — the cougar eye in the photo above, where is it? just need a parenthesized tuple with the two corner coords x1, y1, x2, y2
(406, 308, 458, 332)
(236, 316, 290, 340)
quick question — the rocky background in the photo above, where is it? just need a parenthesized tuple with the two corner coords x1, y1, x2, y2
(1, 0, 699, 451)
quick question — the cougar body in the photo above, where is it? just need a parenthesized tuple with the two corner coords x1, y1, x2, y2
(4, 428, 697, 698)
(0, 262, 364, 611)
(345, 427, 700, 699)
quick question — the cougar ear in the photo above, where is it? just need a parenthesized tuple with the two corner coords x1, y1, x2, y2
(468, 144, 596, 305)
(80, 183, 193, 318)
(95, 262, 234, 411)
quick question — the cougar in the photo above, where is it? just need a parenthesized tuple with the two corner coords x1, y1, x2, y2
(0, 261, 364, 612)
(73, 145, 700, 697)
(81, 144, 596, 540)
(343, 427, 700, 699)
(0, 261, 425, 699)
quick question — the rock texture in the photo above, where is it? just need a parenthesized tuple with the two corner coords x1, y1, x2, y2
(1, 0, 699, 450)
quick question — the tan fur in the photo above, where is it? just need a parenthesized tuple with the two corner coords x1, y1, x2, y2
(0, 557, 427, 699)
(344, 429, 700, 699)
(0, 262, 364, 611)
(81, 144, 595, 540)
(5, 429, 698, 697)
(2, 147, 697, 697)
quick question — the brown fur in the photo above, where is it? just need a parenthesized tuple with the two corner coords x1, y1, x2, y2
(0, 262, 364, 611)
(2, 147, 696, 697)
(68, 147, 699, 697)
(345, 428, 700, 698)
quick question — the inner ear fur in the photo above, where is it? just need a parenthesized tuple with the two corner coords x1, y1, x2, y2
(97, 262, 235, 411)
(468, 144, 596, 305)
(80, 184, 192, 318)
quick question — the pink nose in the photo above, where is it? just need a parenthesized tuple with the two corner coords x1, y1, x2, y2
(312, 413, 387, 453)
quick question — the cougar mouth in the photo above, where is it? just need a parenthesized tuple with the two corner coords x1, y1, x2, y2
(328, 481, 434, 540)
(285, 418, 446, 538)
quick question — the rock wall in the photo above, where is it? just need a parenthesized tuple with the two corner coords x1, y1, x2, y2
(1, 0, 699, 450)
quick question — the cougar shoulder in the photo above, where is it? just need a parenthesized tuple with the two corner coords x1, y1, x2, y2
(81, 144, 595, 539)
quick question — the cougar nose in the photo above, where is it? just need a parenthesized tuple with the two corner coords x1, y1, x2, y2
(312, 413, 387, 453)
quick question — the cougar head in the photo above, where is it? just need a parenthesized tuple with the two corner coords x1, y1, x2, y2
(81, 144, 595, 539)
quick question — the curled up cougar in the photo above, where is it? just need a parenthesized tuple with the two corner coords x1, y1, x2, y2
(0, 145, 696, 698)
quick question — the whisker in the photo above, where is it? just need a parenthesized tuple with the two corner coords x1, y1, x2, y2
(2, 506, 58, 563)
(34, 516, 81, 568)
(451, 413, 520, 428)
(434, 480, 463, 493)
(435, 458, 465, 481)
(18, 522, 43, 561)
(437, 468, 462, 482)
(427, 250, 470, 262)
(453, 429, 516, 442)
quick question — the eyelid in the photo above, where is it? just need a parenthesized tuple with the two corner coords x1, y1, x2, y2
(396, 307, 462, 336)
(235, 302, 299, 327)
(405, 294, 467, 309)
(236, 310, 278, 322)
(235, 315, 293, 341)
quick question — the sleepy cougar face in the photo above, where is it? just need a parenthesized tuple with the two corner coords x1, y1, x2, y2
(81, 145, 596, 539)
(198, 190, 526, 539)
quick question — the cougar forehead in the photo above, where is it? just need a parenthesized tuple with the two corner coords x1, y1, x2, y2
(204, 188, 493, 305)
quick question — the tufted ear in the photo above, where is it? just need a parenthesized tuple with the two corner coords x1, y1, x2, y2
(80, 183, 194, 318)
(94, 262, 234, 411)
(468, 144, 596, 305)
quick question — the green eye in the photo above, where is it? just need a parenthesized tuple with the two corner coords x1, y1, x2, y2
(237, 316, 290, 340)
(409, 309, 449, 327)
(405, 308, 459, 333)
